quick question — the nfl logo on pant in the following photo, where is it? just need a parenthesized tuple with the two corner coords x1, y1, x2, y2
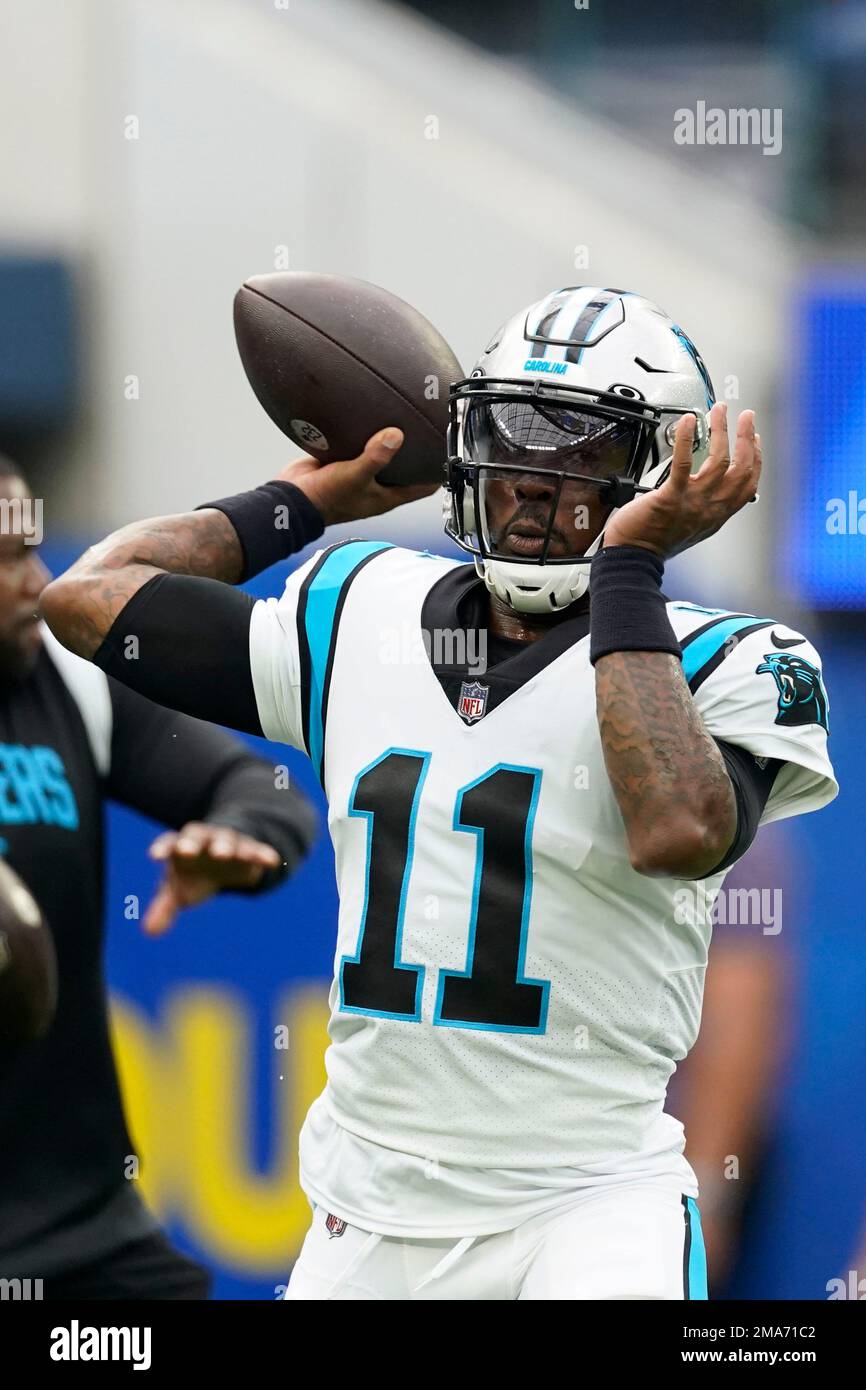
(458, 680, 489, 724)
(326, 1213, 347, 1238)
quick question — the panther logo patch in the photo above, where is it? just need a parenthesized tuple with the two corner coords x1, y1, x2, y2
(755, 653, 829, 732)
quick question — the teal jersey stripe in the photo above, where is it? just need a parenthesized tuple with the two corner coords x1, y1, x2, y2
(681, 615, 773, 684)
(685, 1197, 708, 1299)
(302, 540, 393, 775)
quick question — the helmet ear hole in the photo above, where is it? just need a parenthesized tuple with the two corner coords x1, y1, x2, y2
(608, 383, 645, 402)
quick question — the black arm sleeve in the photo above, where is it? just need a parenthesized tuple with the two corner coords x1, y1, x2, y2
(106, 677, 318, 889)
(702, 738, 783, 877)
(93, 572, 262, 735)
(199, 479, 324, 582)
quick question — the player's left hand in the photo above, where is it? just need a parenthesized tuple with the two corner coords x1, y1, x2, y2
(142, 823, 283, 936)
(602, 403, 761, 559)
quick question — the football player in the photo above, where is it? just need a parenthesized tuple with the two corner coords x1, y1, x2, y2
(41, 287, 838, 1300)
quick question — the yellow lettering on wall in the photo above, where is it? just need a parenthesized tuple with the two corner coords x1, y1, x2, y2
(110, 983, 330, 1273)
(109, 993, 177, 1215)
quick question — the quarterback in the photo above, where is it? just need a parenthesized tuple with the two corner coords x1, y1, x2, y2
(41, 287, 837, 1300)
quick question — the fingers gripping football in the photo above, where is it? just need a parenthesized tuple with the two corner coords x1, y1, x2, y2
(279, 429, 439, 526)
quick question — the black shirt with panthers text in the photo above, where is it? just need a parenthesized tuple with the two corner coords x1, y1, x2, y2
(0, 628, 317, 1278)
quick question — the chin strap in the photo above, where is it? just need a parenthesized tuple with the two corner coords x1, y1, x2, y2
(478, 553, 592, 613)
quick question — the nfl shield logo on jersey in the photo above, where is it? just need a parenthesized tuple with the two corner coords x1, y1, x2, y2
(458, 680, 489, 724)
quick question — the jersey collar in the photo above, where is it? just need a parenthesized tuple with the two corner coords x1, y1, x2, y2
(420, 563, 591, 724)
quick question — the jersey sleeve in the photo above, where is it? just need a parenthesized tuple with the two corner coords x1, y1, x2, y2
(91, 572, 261, 735)
(249, 538, 394, 767)
(682, 617, 838, 825)
(248, 551, 322, 752)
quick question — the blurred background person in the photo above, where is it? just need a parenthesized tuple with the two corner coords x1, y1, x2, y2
(0, 453, 318, 1298)
(666, 823, 799, 1294)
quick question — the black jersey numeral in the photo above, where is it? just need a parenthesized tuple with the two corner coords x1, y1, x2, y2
(339, 749, 549, 1034)
(339, 750, 429, 1020)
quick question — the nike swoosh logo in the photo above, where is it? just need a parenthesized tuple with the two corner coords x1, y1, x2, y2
(634, 356, 673, 373)
(770, 631, 806, 649)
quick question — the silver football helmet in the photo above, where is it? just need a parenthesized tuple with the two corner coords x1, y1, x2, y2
(444, 286, 716, 613)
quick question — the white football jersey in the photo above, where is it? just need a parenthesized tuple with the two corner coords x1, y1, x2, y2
(249, 542, 837, 1232)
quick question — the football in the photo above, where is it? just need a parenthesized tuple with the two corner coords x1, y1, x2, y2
(233, 271, 464, 485)
(0, 858, 57, 1043)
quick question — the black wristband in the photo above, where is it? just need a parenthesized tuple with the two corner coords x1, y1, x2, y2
(589, 545, 682, 666)
(197, 480, 325, 582)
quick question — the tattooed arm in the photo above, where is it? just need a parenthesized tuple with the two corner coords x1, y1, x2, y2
(593, 404, 763, 879)
(40, 428, 431, 659)
(39, 509, 244, 659)
(595, 651, 736, 877)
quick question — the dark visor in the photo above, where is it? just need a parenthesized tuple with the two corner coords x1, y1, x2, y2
(463, 398, 641, 478)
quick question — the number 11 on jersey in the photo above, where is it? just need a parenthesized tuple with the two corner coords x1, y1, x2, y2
(339, 748, 550, 1034)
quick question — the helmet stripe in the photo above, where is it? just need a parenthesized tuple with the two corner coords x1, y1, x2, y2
(528, 288, 574, 358)
(567, 289, 627, 364)
(547, 286, 603, 360)
(526, 285, 599, 360)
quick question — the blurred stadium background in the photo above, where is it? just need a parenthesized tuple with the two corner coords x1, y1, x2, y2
(1, 0, 864, 1298)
